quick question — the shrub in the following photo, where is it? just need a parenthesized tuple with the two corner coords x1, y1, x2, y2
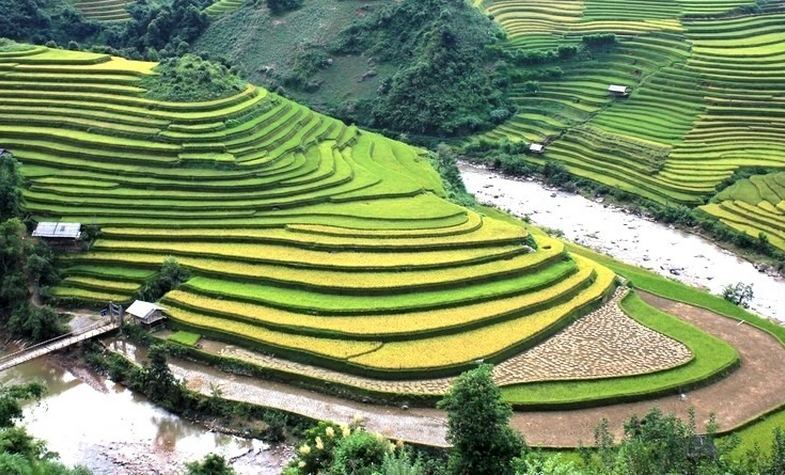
(185, 453, 235, 475)
(581, 33, 617, 48)
(379, 451, 425, 475)
(329, 430, 390, 475)
(557, 44, 579, 59)
(136, 257, 191, 302)
(286, 421, 348, 474)
(266, 0, 303, 14)
(722, 282, 754, 308)
(7, 305, 67, 343)
(141, 54, 246, 102)
(522, 81, 540, 95)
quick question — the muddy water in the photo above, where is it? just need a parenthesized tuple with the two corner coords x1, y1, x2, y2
(0, 353, 292, 474)
(459, 163, 785, 321)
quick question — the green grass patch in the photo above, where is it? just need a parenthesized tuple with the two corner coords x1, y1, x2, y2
(168, 330, 202, 347)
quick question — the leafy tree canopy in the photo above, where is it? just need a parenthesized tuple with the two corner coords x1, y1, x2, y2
(333, 0, 513, 136)
(437, 364, 524, 475)
(141, 54, 246, 102)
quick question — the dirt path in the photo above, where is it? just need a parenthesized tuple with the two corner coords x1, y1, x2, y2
(164, 292, 785, 447)
(507, 291, 785, 446)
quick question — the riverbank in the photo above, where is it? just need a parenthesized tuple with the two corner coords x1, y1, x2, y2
(104, 289, 785, 448)
(0, 349, 294, 474)
(459, 162, 785, 321)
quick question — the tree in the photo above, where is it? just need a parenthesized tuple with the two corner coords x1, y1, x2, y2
(0, 383, 44, 429)
(0, 383, 90, 474)
(0, 153, 22, 221)
(769, 428, 785, 475)
(266, 0, 304, 14)
(137, 257, 191, 301)
(143, 345, 183, 407)
(585, 409, 729, 475)
(0, 219, 63, 343)
(437, 364, 524, 475)
(7, 305, 67, 343)
(722, 282, 754, 308)
(185, 453, 235, 475)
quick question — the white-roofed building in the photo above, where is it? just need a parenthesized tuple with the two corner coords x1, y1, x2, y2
(32, 222, 82, 240)
(608, 84, 631, 96)
(125, 300, 166, 325)
(529, 143, 545, 154)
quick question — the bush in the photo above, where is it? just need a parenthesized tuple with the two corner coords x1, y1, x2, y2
(522, 80, 540, 95)
(557, 44, 579, 59)
(286, 421, 348, 474)
(722, 282, 754, 308)
(266, 0, 303, 14)
(581, 33, 617, 48)
(379, 451, 425, 475)
(329, 430, 390, 475)
(136, 257, 191, 301)
(185, 453, 235, 475)
(7, 305, 67, 343)
(141, 54, 246, 102)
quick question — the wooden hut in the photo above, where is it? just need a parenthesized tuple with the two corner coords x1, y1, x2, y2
(125, 300, 166, 325)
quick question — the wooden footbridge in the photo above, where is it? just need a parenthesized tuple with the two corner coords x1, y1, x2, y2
(0, 319, 120, 372)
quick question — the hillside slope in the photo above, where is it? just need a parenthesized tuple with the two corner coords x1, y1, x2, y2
(0, 44, 618, 378)
(472, 0, 785, 248)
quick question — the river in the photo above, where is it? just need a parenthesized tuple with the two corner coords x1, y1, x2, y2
(0, 353, 293, 475)
(459, 162, 785, 321)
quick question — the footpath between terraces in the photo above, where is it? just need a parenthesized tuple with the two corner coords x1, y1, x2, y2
(157, 291, 785, 447)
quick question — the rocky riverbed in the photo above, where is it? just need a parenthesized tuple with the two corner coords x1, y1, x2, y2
(460, 162, 785, 321)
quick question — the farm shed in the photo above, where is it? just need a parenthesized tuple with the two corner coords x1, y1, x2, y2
(126, 300, 166, 325)
(529, 143, 545, 154)
(32, 222, 82, 240)
(608, 84, 631, 96)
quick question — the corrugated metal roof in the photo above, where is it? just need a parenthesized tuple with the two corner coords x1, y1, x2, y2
(608, 84, 630, 94)
(529, 143, 545, 153)
(126, 300, 162, 319)
(32, 222, 81, 239)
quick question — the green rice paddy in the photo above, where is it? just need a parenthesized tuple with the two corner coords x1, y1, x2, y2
(0, 45, 625, 379)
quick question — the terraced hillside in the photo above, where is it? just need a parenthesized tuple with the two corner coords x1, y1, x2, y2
(74, 0, 134, 22)
(474, 1, 785, 227)
(703, 172, 785, 249)
(204, 0, 246, 17)
(0, 44, 624, 380)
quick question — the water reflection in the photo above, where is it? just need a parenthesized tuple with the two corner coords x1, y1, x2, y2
(0, 354, 286, 474)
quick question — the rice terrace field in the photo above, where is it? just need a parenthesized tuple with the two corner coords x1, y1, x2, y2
(0, 39, 754, 404)
(6, 0, 785, 469)
(0, 43, 621, 382)
(474, 0, 785, 250)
